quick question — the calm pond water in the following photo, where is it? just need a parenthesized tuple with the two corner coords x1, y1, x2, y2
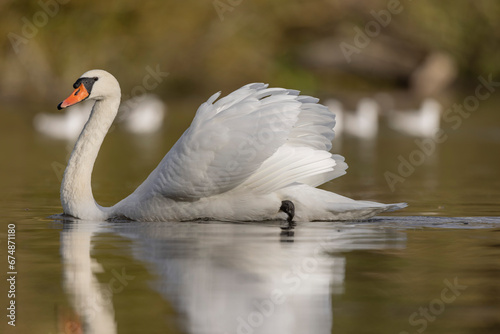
(1, 93, 500, 334)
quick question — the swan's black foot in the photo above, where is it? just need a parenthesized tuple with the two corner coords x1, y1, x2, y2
(280, 221, 296, 232)
(279, 200, 296, 231)
(280, 200, 295, 222)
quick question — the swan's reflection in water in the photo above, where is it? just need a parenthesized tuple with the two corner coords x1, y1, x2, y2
(60, 220, 405, 334)
(60, 222, 117, 333)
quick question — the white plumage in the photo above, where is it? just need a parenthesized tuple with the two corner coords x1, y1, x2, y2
(119, 94, 166, 134)
(34, 94, 166, 140)
(387, 98, 442, 137)
(325, 98, 379, 139)
(34, 101, 93, 140)
(58, 70, 406, 222)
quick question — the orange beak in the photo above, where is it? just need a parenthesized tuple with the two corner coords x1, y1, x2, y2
(57, 84, 90, 110)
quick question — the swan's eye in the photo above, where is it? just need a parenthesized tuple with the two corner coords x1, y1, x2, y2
(72, 77, 98, 95)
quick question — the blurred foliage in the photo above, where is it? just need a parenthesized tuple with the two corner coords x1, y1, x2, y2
(1, 0, 500, 104)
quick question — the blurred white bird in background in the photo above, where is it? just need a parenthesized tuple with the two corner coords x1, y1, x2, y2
(34, 94, 166, 140)
(119, 94, 166, 135)
(387, 98, 442, 137)
(34, 100, 93, 141)
(326, 98, 379, 140)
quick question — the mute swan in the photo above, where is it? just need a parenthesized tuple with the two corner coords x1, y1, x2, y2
(388, 98, 442, 137)
(57, 69, 406, 222)
(34, 100, 93, 140)
(325, 98, 379, 139)
(119, 94, 166, 134)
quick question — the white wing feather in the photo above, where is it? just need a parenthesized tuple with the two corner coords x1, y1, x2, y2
(133, 83, 344, 200)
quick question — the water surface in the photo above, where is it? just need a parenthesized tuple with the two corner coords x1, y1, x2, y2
(1, 97, 500, 333)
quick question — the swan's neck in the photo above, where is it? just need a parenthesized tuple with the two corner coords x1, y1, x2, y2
(61, 97, 120, 220)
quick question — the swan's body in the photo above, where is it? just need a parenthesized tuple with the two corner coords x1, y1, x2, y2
(325, 98, 379, 139)
(58, 70, 405, 222)
(388, 99, 442, 137)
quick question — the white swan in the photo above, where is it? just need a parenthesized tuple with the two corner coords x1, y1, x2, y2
(57, 69, 406, 222)
(34, 94, 166, 140)
(119, 94, 166, 134)
(34, 100, 92, 140)
(325, 98, 379, 139)
(387, 98, 442, 137)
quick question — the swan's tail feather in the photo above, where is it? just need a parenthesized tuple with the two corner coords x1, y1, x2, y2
(378, 202, 408, 212)
(318, 201, 408, 221)
(278, 185, 407, 221)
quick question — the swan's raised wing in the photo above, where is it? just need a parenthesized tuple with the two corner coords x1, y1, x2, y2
(141, 84, 301, 199)
(137, 83, 342, 200)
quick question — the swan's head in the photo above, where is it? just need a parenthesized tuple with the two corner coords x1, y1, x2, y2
(58, 69, 121, 110)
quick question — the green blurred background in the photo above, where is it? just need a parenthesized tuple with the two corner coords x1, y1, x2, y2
(2, 0, 500, 104)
